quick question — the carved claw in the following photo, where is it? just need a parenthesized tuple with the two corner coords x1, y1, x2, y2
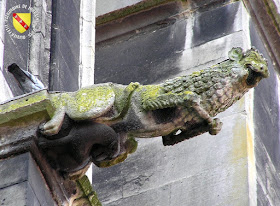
(209, 118, 223, 135)
(39, 121, 61, 136)
(39, 108, 66, 137)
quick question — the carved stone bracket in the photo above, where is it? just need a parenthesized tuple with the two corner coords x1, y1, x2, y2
(0, 90, 100, 206)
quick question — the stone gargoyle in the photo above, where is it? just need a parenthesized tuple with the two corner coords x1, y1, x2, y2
(38, 47, 269, 174)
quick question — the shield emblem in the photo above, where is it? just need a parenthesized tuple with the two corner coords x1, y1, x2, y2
(13, 13, 31, 33)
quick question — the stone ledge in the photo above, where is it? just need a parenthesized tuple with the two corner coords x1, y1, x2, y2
(0, 89, 53, 125)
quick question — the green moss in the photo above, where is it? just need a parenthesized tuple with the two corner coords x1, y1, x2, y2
(0, 90, 48, 113)
(191, 70, 203, 77)
(76, 176, 102, 206)
(75, 87, 114, 113)
(0, 90, 53, 124)
(141, 85, 163, 104)
(95, 152, 129, 168)
(49, 86, 115, 119)
(125, 137, 138, 154)
(183, 91, 194, 95)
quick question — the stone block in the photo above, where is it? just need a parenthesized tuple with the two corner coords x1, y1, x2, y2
(79, 66, 95, 87)
(95, 6, 250, 86)
(81, 0, 94, 22)
(192, 2, 242, 47)
(96, 0, 143, 17)
(80, 21, 94, 48)
(96, 1, 183, 43)
(95, 19, 187, 84)
(0, 90, 51, 124)
(29, 32, 44, 75)
(189, 0, 225, 10)
(80, 45, 94, 69)
(105, 184, 170, 206)
(0, 153, 29, 189)
(179, 31, 250, 73)
(31, 3, 45, 36)
(28, 153, 55, 205)
(169, 159, 249, 206)
(0, 153, 55, 205)
(92, 164, 124, 203)
(0, 1, 5, 43)
(0, 181, 40, 206)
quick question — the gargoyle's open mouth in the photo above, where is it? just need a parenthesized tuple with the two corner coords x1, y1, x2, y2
(246, 65, 265, 86)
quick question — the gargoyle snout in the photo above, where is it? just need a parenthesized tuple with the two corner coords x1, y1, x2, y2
(246, 63, 269, 87)
(254, 64, 269, 78)
(247, 62, 269, 78)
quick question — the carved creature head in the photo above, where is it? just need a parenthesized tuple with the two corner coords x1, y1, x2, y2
(229, 47, 269, 87)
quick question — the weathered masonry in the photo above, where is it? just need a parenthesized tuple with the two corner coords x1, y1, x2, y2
(0, 0, 280, 206)
(93, 0, 280, 205)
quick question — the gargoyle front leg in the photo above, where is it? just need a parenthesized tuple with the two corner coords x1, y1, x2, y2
(143, 91, 222, 135)
(39, 107, 66, 138)
(185, 92, 222, 135)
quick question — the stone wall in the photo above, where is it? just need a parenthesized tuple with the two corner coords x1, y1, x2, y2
(250, 23, 280, 205)
(0, 153, 55, 205)
(93, 1, 280, 205)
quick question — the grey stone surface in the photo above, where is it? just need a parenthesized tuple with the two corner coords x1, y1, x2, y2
(92, 2, 267, 206)
(0, 153, 29, 189)
(96, 0, 143, 17)
(0, 153, 55, 206)
(3, 0, 32, 96)
(96, 18, 186, 85)
(95, 2, 245, 85)
(96, 2, 183, 43)
(49, 0, 80, 92)
(28, 0, 52, 87)
(106, 184, 170, 206)
(250, 21, 280, 204)
(0, 181, 39, 206)
(168, 159, 249, 206)
(192, 2, 242, 47)
(93, 111, 250, 205)
(188, 0, 229, 10)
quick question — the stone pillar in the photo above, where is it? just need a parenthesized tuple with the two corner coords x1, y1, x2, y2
(79, 0, 96, 88)
(0, 0, 100, 205)
(0, 0, 13, 102)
